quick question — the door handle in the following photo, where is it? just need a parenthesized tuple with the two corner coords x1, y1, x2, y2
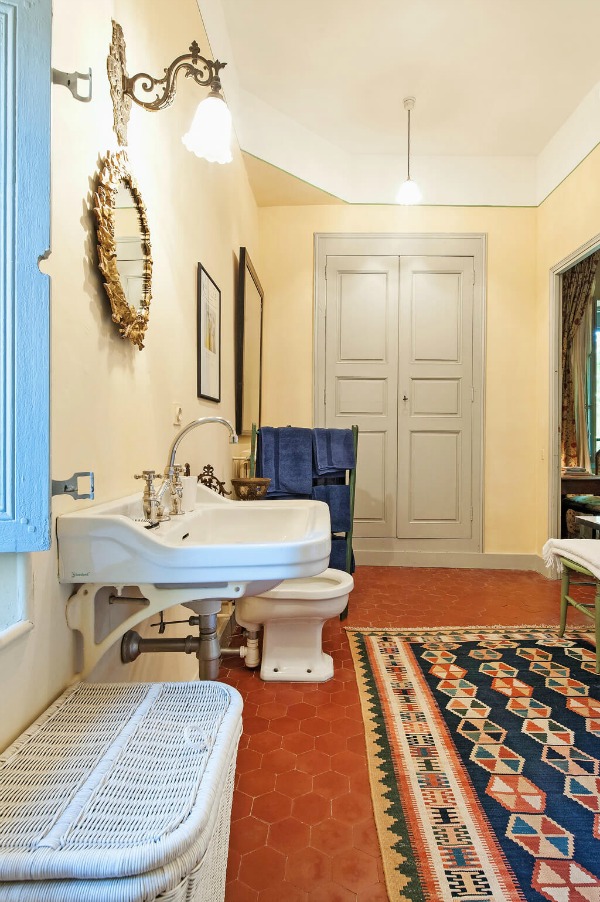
(402, 395, 408, 401)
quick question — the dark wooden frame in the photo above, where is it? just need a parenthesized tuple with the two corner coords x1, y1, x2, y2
(197, 263, 221, 402)
(235, 247, 264, 435)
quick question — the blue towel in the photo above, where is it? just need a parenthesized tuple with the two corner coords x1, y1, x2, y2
(329, 536, 355, 573)
(257, 427, 313, 497)
(312, 484, 351, 533)
(313, 429, 356, 476)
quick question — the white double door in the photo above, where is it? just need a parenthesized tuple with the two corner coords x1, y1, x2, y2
(319, 238, 483, 551)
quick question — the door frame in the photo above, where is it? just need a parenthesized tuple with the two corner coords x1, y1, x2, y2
(314, 232, 487, 560)
(548, 231, 600, 541)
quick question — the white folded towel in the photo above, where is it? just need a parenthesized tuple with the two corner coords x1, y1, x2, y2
(542, 538, 600, 581)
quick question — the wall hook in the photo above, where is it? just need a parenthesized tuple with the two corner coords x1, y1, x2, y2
(52, 67, 92, 103)
(52, 472, 95, 500)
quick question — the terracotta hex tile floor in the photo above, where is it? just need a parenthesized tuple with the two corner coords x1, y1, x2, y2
(220, 565, 586, 901)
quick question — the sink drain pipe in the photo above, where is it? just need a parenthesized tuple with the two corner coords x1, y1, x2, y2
(221, 630, 260, 668)
(121, 621, 261, 678)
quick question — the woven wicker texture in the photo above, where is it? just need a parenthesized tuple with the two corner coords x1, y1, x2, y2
(0, 681, 242, 901)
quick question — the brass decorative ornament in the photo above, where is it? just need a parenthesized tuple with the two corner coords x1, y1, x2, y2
(93, 149, 153, 350)
(198, 464, 231, 497)
(107, 21, 131, 145)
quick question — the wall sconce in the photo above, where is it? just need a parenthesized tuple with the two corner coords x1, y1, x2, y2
(107, 21, 232, 163)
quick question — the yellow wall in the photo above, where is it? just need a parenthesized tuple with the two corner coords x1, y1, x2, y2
(258, 205, 538, 555)
(0, 0, 260, 749)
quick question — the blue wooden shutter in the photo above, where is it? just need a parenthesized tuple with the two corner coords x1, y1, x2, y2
(0, 0, 51, 551)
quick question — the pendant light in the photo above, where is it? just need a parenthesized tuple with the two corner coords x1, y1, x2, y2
(396, 97, 422, 204)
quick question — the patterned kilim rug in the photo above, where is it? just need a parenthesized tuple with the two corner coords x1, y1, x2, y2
(347, 626, 600, 902)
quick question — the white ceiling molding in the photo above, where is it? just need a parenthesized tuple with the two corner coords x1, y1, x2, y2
(537, 81, 600, 204)
(237, 90, 538, 206)
(198, 0, 600, 207)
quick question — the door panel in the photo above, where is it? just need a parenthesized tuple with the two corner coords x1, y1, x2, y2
(412, 379, 460, 416)
(412, 272, 462, 361)
(325, 256, 399, 537)
(397, 256, 474, 539)
(354, 431, 387, 522)
(410, 431, 461, 521)
(336, 378, 387, 416)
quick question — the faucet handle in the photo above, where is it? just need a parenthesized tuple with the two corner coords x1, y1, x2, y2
(134, 470, 158, 490)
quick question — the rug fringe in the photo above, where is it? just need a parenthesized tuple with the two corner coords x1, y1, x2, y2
(344, 623, 565, 632)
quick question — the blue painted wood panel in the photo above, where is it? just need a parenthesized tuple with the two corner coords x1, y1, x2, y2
(0, 0, 51, 551)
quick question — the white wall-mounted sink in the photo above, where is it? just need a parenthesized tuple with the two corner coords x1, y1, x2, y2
(57, 483, 331, 591)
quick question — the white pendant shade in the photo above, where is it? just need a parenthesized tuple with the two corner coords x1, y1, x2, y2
(182, 95, 233, 164)
(396, 177, 422, 205)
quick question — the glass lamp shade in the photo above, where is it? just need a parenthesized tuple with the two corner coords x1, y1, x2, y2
(182, 95, 233, 164)
(396, 177, 422, 205)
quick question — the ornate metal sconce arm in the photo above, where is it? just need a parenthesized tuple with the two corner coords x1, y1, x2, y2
(123, 43, 227, 113)
(108, 22, 228, 145)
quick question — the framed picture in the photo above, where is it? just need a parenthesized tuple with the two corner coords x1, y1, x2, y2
(197, 263, 221, 402)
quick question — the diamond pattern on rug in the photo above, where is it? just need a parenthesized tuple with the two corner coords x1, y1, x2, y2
(430, 663, 467, 679)
(471, 742, 525, 774)
(507, 697, 552, 719)
(469, 648, 502, 660)
(564, 776, 600, 813)
(486, 775, 546, 813)
(479, 661, 518, 678)
(522, 719, 575, 746)
(530, 662, 571, 678)
(541, 746, 599, 777)
(516, 648, 553, 662)
(458, 718, 507, 745)
(567, 698, 600, 718)
(347, 626, 599, 901)
(546, 678, 589, 697)
(507, 814, 574, 858)
(447, 697, 491, 719)
(531, 860, 600, 901)
(491, 677, 534, 697)
(437, 679, 478, 698)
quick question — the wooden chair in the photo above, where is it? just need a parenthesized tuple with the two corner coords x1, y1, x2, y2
(558, 556, 600, 673)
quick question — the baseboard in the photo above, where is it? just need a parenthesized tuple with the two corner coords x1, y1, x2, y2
(354, 549, 549, 576)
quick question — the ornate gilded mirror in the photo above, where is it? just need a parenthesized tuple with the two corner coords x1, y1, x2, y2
(235, 248, 263, 435)
(93, 150, 152, 349)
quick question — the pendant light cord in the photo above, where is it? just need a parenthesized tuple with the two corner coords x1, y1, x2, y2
(407, 108, 411, 181)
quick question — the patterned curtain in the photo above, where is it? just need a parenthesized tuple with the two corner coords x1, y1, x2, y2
(561, 252, 600, 467)
(571, 302, 593, 471)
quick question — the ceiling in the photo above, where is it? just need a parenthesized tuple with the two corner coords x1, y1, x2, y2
(201, 0, 600, 206)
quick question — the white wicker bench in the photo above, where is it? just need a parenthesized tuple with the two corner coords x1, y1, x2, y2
(0, 681, 242, 901)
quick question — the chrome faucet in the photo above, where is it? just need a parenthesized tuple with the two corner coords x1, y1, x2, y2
(155, 417, 238, 514)
(134, 470, 163, 523)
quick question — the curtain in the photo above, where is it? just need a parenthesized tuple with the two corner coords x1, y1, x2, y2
(571, 300, 593, 471)
(561, 252, 600, 467)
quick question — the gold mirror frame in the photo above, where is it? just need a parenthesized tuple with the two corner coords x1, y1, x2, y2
(93, 149, 152, 350)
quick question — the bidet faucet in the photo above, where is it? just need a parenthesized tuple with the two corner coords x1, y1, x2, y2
(155, 417, 238, 513)
(134, 470, 163, 523)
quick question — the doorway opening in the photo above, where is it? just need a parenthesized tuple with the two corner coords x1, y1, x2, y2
(550, 240, 600, 539)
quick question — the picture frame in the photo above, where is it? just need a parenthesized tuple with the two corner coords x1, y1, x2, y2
(235, 247, 264, 435)
(197, 263, 221, 402)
